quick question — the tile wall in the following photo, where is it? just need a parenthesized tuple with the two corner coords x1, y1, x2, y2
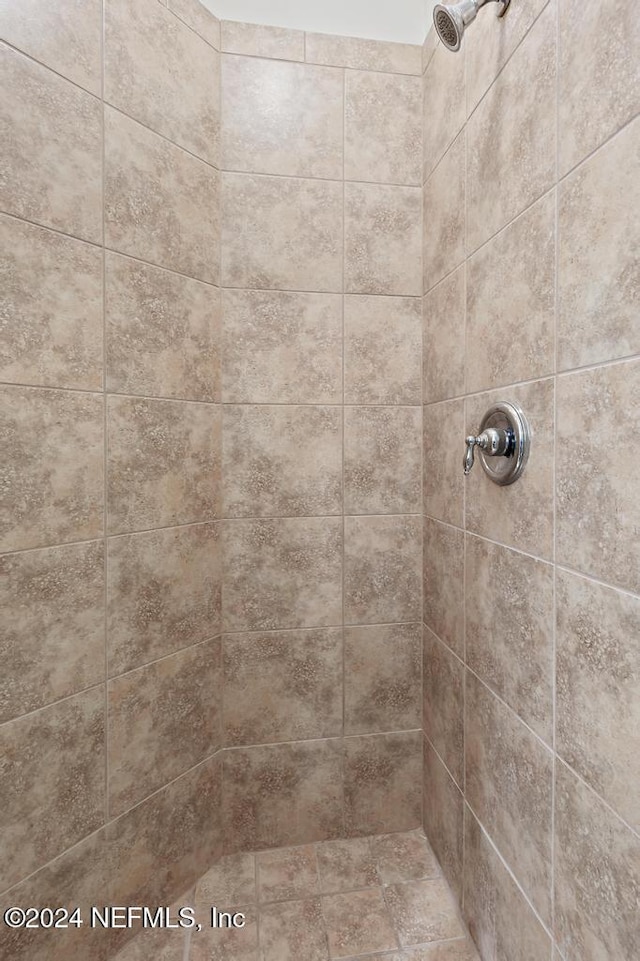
(421, 3, 640, 960)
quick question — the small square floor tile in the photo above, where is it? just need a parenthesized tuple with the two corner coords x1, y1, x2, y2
(260, 897, 329, 961)
(257, 844, 319, 902)
(384, 879, 465, 946)
(372, 831, 441, 884)
(317, 837, 379, 894)
(195, 853, 256, 906)
(322, 888, 398, 958)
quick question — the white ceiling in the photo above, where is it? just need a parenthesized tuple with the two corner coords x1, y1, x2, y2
(207, 0, 438, 45)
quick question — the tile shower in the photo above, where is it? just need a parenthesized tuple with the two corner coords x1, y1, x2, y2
(0, 3, 638, 961)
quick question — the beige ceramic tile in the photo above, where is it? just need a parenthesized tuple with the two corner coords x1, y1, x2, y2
(105, 0, 220, 165)
(111, 922, 185, 961)
(400, 944, 480, 961)
(323, 888, 398, 958)
(345, 407, 422, 514)
(0, 688, 105, 892)
(556, 360, 640, 593)
(423, 739, 464, 900)
(371, 830, 441, 884)
(556, 570, 640, 832)
(257, 845, 319, 902)
(168, 0, 220, 49)
(190, 904, 258, 961)
(195, 851, 256, 904)
(345, 183, 422, 296)
(344, 515, 422, 625)
(223, 289, 342, 404)
(423, 266, 465, 404)
(107, 522, 221, 675)
(465, 535, 554, 743)
(422, 27, 439, 75)
(423, 517, 465, 657)
(423, 629, 464, 787)
(466, 4, 556, 253)
(222, 56, 343, 179)
(554, 761, 640, 961)
(104, 108, 219, 284)
(423, 133, 465, 292)
(223, 740, 343, 851)
(0, 0, 102, 94)
(384, 878, 465, 946)
(465, 673, 553, 924)
(222, 517, 342, 632)
(344, 732, 422, 837)
(105, 253, 221, 402)
(0, 385, 104, 553)
(423, 398, 464, 527)
(422, 40, 465, 180)
(466, 192, 556, 393)
(0, 46, 102, 243)
(0, 541, 104, 723)
(316, 837, 378, 894)
(222, 172, 342, 292)
(223, 405, 342, 517)
(344, 624, 422, 735)
(305, 33, 422, 76)
(223, 628, 342, 745)
(559, 0, 640, 175)
(221, 21, 304, 60)
(465, 378, 555, 560)
(344, 295, 422, 405)
(107, 395, 220, 534)
(0, 215, 103, 390)
(345, 71, 422, 186)
(260, 898, 328, 961)
(558, 118, 640, 369)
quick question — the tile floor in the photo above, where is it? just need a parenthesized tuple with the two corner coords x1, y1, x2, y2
(114, 830, 480, 960)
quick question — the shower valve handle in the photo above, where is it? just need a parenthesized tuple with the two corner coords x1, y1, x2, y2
(463, 428, 512, 476)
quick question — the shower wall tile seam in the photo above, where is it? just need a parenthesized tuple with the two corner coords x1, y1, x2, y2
(222, 730, 423, 752)
(104, 633, 223, 684)
(218, 45, 423, 80)
(221, 164, 423, 189)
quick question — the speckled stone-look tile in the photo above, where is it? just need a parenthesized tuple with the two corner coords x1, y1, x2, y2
(223, 740, 343, 852)
(423, 266, 465, 404)
(195, 852, 256, 905)
(466, 4, 556, 253)
(0, 385, 104, 553)
(107, 395, 220, 535)
(465, 674, 553, 924)
(465, 378, 555, 560)
(223, 289, 342, 404)
(556, 570, 640, 832)
(223, 405, 342, 517)
(344, 515, 422, 625)
(422, 40, 465, 181)
(371, 831, 440, 885)
(108, 638, 221, 815)
(323, 888, 398, 958)
(105, 253, 221, 402)
(221, 20, 304, 61)
(423, 134, 465, 292)
(0, 0, 102, 94)
(0, 831, 108, 961)
(422, 27, 438, 74)
(0, 46, 102, 242)
(0, 541, 104, 723)
(223, 517, 342, 632)
(463, 810, 551, 961)
(557, 360, 640, 593)
(559, 0, 640, 175)
(105, 0, 220, 165)
(107, 522, 221, 675)
(344, 732, 422, 837)
(423, 398, 464, 528)
(0, 687, 105, 892)
(0, 216, 103, 390)
(222, 56, 343, 180)
(554, 761, 640, 961)
(190, 904, 258, 961)
(169, 0, 220, 49)
(466, 193, 555, 393)
(305, 33, 422, 76)
(344, 624, 421, 735)
(423, 518, 464, 657)
(423, 629, 464, 788)
(222, 172, 342, 292)
(344, 295, 422, 405)
(223, 629, 343, 745)
(104, 108, 219, 284)
(257, 845, 319, 902)
(558, 118, 640, 370)
(345, 183, 422, 296)
(316, 837, 378, 894)
(400, 944, 480, 961)
(345, 71, 422, 186)
(260, 898, 328, 961)
(423, 740, 464, 900)
(384, 878, 464, 946)
(345, 407, 422, 514)
(465, 536, 554, 743)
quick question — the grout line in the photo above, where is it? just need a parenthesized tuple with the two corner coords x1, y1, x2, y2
(223, 730, 423, 753)
(100, 0, 109, 830)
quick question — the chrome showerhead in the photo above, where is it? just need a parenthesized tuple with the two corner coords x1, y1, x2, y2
(433, 0, 511, 52)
